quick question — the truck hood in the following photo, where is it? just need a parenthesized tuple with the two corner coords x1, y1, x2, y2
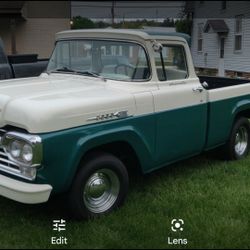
(0, 74, 136, 133)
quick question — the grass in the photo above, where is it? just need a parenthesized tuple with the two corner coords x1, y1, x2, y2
(0, 152, 250, 249)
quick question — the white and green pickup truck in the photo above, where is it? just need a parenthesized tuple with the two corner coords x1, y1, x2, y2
(0, 29, 250, 219)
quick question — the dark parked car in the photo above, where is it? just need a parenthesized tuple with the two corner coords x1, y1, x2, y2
(0, 38, 48, 80)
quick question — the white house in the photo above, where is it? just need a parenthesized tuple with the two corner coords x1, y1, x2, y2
(190, 1, 250, 78)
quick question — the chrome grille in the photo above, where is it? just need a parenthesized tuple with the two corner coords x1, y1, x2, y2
(0, 147, 20, 171)
(0, 147, 21, 175)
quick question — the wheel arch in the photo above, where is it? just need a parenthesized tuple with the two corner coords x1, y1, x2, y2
(230, 101, 250, 136)
(65, 127, 155, 190)
(232, 100, 250, 121)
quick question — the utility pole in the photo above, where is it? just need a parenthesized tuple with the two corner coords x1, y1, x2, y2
(111, 1, 115, 27)
(10, 19, 17, 54)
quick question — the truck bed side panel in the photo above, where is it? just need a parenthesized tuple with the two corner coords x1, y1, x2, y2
(206, 84, 250, 149)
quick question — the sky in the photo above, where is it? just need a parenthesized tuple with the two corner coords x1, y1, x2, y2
(71, 1, 184, 22)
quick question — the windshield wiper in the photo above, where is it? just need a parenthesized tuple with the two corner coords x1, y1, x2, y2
(48, 68, 106, 81)
(80, 71, 106, 81)
(48, 67, 77, 74)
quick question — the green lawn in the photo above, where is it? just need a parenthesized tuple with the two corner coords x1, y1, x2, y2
(0, 152, 250, 249)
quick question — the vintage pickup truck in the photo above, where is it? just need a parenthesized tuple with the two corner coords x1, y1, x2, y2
(0, 29, 250, 219)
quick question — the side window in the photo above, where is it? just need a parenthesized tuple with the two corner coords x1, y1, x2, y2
(197, 23, 203, 52)
(154, 45, 188, 81)
(52, 41, 70, 69)
(234, 15, 243, 51)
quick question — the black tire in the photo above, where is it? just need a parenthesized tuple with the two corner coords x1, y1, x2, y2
(67, 152, 129, 220)
(223, 117, 250, 160)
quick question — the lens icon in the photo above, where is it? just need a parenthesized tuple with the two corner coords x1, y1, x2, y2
(171, 219, 184, 232)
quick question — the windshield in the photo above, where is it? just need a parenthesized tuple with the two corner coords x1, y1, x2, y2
(47, 39, 151, 81)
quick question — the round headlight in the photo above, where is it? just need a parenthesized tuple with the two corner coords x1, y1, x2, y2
(10, 140, 22, 158)
(22, 144, 33, 163)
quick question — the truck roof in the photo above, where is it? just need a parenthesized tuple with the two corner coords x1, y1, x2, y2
(56, 29, 189, 44)
(141, 30, 191, 46)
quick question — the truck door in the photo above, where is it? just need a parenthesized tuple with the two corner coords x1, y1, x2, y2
(152, 42, 208, 165)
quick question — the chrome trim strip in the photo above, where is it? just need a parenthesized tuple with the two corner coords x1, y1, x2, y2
(0, 151, 7, 157)
(87, 110, 129, 122)
(3, 131, 42, 144)
(0, 157, 20, 168)
(0, 163, 36, 181)
(0, 163, 20, 174)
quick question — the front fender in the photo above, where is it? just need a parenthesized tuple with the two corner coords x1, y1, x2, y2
(76, 125, 154, 166)
(38, 115, 156, 193)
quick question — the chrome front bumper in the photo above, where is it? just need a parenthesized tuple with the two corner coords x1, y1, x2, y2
(0, 173, 52, 204)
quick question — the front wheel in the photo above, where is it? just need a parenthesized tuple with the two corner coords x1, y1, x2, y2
(67, 152, 129, 220)
(223, 117, 250, 160)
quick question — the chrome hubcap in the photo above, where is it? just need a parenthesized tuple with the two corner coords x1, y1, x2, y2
(235, 126, 248, 156)
(83, 169, 120, 213)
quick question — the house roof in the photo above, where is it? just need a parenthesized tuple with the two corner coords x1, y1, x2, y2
(204, 20, 229, 33)
(0, 1, 25, 19)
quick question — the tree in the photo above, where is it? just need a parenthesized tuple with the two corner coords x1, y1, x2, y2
(96, 21, 109, 28)
(71, 16, 95, 29)
(175, 19, 192, 35)
(162, 18, 175, 27)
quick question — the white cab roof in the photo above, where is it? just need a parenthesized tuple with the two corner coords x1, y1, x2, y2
(56, 29, 187, 44)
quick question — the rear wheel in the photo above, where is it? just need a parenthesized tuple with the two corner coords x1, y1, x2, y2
(223, 117, 250, 160)
(68, 152, 129, 220)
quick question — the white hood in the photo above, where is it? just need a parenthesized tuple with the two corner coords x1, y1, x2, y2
(0, 74, 136, 133)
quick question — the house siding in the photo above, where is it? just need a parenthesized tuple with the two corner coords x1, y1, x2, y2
(0, 1, 70, 58)
(191, 18, 219, 70)
(191, 1, 250, 76)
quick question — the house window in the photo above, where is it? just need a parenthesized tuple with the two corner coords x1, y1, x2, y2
(220, 37, 225, 58)
(235, 36, 242, 51)
(198, 23, 203, 52)
(221, 1, 227, 10)
(235, 15, 243, 51)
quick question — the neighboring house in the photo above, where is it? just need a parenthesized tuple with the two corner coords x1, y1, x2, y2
(0, 1, 70, 58)
(190, 1, 250, 78)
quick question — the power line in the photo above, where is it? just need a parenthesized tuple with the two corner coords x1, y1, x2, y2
(72, 4, 183, 8)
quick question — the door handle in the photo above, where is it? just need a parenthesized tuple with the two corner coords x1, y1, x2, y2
(192, 86, 204, 93)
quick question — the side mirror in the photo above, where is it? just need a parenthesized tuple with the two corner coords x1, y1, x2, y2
(152, 42, 163, 53)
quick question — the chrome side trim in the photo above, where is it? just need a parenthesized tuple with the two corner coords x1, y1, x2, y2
(87, 110, 129, 122)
